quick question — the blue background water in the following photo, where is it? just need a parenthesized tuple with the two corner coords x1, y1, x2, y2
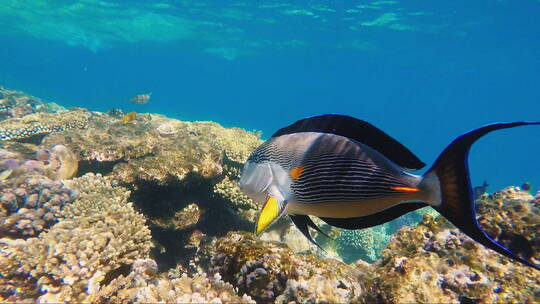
(0, 0, 539, 192)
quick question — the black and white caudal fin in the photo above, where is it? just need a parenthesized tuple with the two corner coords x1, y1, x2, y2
(427, 122, 540, 271)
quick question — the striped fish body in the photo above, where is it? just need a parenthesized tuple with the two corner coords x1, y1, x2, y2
(239, 114, 540, 271)
(240, 131, 426, 219)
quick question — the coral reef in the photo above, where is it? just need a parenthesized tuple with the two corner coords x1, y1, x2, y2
(0, 86, 63, 121)
(336, 207, 439, 263)
(214, 175, 258, 222)
(362, 214, 540, 303)
(337, 225, 391, 263)
(0, 144, 79, 181)
(1, 86, 538, 304)
(209, 231, 364, 303)
(0, 109, 89, 141)
(476, 186, 540, 265)
(0, 173, 152, 302)
(42, 113, 262, 185)
(89, 258, 255, 303)
(149, 203, 203, 230)
(0, 173, 77, 238)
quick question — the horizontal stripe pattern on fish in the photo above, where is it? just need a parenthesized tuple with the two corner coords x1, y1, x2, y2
(292, 156, 410, 203)
(248, 140, 299, 168)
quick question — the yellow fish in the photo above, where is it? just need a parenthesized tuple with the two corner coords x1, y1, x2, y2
(122, 112, 137, 124)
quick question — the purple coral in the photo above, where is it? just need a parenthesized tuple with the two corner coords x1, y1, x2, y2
(0, 174, 77, 238)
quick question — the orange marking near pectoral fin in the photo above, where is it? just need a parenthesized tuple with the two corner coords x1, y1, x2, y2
(391, 186, 420, 193)
(289, 166, 304, 180)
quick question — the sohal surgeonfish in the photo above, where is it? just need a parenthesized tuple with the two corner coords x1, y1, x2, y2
(239, 114, 540, 271)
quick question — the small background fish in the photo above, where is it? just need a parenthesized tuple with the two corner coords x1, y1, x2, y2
(130, 93, 151, 105)
(122, 112, 137, 123)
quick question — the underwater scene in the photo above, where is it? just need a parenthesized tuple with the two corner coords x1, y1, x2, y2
(1, 0, 539, 303)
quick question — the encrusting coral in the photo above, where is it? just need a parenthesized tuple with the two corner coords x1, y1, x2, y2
(0, 109, 89, 141)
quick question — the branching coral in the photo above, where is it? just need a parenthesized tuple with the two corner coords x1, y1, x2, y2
(0, 173, 152, 302)
(0, 174, 77, 238)
(213, 175, 258, 222)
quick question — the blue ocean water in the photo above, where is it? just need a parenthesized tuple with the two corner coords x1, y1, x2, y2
(0, 0, 539, 191)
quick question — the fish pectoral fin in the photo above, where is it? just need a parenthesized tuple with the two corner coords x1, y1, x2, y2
(255, 196, 286, 236)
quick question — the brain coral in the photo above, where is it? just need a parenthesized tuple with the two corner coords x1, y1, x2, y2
(0, 173, 152, 302)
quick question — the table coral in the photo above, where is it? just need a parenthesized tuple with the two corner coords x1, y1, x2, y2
(209, 231, 364, 303)
(0, 109, 89, 141)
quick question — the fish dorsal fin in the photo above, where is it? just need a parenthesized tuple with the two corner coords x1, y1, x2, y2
(271, 114, 425, 170)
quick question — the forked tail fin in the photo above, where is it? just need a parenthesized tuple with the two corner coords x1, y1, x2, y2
(426, 122, 540, 271)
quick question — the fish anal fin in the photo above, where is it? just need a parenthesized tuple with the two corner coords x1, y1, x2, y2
(320, 202, 428, 230)
(290, 215, 327, 252)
